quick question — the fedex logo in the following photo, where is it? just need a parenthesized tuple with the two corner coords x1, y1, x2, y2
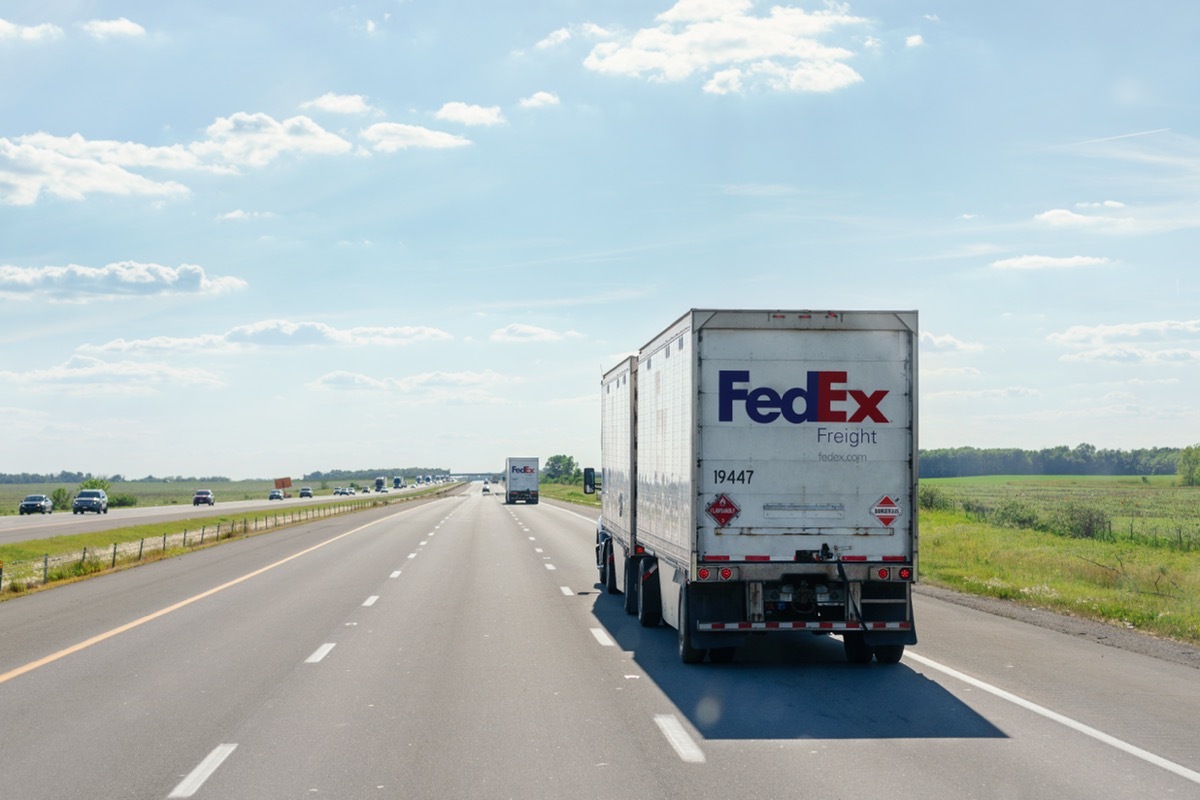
(511, 465, 536, 474)
(718, 370, 889, 424)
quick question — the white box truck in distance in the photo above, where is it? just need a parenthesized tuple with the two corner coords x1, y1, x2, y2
(504, 457, 539, 504)
(585, 309, 918, 665)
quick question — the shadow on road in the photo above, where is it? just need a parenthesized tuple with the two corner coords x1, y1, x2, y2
(589, 586, 1005, 742)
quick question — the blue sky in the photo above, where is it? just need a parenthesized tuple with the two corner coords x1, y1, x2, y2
(2, 1, 1198, 480)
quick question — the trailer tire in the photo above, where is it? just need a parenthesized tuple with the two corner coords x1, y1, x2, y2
(873, 644, 905, 664)
(678, 589, 706, 664)
(604, 543, 619, 595)
(637, 559, 661, 627)
(842, 633, 872, 664)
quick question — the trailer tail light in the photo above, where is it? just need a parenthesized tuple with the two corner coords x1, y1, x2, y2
(898, 567, 913, 580)
(696, 566, 738, 582)
(634, 545, 645, 555)
(877, 568, 891, 580)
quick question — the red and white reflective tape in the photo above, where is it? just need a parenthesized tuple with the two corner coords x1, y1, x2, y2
(698, 621, 912, 632)
(701, 555, 909, 563)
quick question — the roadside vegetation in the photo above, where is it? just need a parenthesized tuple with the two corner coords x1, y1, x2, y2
(920, 476, 1199, 645)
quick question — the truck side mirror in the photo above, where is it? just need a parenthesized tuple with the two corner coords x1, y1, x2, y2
(583, 467, 596, 494)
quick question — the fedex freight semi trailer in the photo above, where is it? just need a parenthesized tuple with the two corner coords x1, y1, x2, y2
(586, 309, 918, 665)
(505, 457, 539, 504)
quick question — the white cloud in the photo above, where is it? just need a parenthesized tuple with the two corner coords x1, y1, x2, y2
(1048, 319, 1200, 365)
(1, 112, 355, 205)
(926, 386, 1041, 400)
(580, 1, 868, 95)
(537, 28, 571, 48)
(490, 323, 583, 343)
(81, 18, 146, 39)
(84, 320, 454, 353)
(0, 18, 64, 42)
(0, 262, 246, 302)
(217, 209, 275, 221)
(360, 123, 471, 152)
(0, 136, 192, 205)
(301, 93, 377, 115)
(519, 91, 561, 109)
(990, 254, 1112, 270)
(905, 34, 924, 48)
(920, 332, 984, 353)
(1048, 319, 1200, 347)
(435, 102, 505, 126)
(310, 369, 514, 404)
(0, 355, 223, 395)
(194, 112, 353, 168)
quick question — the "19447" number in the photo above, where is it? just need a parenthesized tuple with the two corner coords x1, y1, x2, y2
(713, 469, 754, 485)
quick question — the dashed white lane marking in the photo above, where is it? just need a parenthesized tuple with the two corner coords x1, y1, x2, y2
(168, 743, 237, 798)
(407, 553, 417, 559)
(534, 548, 544, 553)
(305, 643, 336, 663)
(560, 586, 573, 596)
(544, 564, 557, 571)
(904, 651, 1200, 786)
(654, 714, 706, 763)
(590, 628, 614, 647)
(390, 571, 402, 578)
(362, 596, 379, 607)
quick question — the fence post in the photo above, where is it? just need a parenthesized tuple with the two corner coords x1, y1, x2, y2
(162, 532, 167, 552)
(44, 554, 49, 584)
(112, 543, 117, 568)
(201, 526, 206, 544)
(82, 546, 87, 564)
(139, 539, 144, 560)
(183, 529, 188, 547)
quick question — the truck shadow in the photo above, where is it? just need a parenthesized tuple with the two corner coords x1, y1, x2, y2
(590, 588, 1005, 741)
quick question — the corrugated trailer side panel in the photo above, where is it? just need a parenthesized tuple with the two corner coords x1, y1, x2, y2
(600, 357, 637, 549)
(634, 313, 695, 567)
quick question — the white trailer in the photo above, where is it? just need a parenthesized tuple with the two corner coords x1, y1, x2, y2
(504, 457, 540, 504)
(586, 309, 918, 665)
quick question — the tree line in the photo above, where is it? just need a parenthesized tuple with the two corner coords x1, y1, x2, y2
(919, 444, 1187, 478)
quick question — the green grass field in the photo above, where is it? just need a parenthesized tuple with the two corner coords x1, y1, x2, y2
(921, 476, 1200, 643)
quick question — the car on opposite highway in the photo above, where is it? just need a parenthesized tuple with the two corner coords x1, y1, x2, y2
(193, 489, 215, 506)
(268, 489, 283, 500)
(73, 489, 108, 514)
(19, 494, 53, 514)
(299, 487, 313, 498)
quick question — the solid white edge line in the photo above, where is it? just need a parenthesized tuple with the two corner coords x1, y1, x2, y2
(305, 643, 336, 663)
(538, 502, 597, 523)
(904, 651, 1200, 786)
(590, 628, 615, 647)
(654, 714, 706, 763)
(168, 743, 237, 798)
(363, 596, 379, 607)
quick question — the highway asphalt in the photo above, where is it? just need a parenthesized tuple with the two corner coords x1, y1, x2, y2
(1, 485, 1197, 798)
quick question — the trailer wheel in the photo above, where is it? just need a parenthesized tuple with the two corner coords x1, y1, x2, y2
(842, 633, 872, 664)
(873, 644, 905, 664)
(678, 589, 706, 664)
(637, 559, 661, 628)
(604, 543, 619, 595)
(623, 558, 639, 615)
